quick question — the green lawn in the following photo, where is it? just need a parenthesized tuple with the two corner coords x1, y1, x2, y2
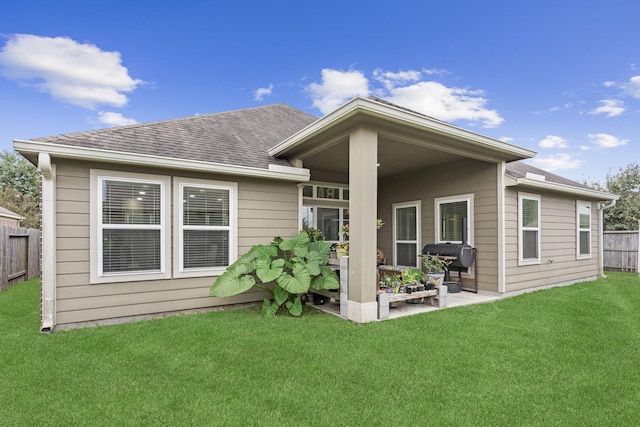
(1, 273, 640, 426)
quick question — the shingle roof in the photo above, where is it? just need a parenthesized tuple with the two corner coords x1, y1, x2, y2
(32, 104, 319, 169)
(0, 206, 22, 219)
(505, 161, 592, 189)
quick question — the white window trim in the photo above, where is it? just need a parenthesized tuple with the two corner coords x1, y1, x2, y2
(577, 200, 592, 260)
(90, 169, 171, 284)
(173, 177, 237, 278)
(434, 194, 474, 246)
(518, 192, 541, 266)
(301, 204, 349, 244)
(393, 200, 421, 267)
(301, 181, 349, 201)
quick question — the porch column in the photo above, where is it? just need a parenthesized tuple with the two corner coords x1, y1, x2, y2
(347, 127, 378, 323)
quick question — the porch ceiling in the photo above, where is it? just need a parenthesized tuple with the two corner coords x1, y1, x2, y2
(300, 135, 466, 180)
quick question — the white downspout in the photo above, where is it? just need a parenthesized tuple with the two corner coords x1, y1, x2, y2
(497, 161, 506, 293)
(38, 153, 56, 332)
(598, 199, 616, 278)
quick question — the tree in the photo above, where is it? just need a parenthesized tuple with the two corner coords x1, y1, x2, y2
(0, 150, 40, 228)
(600, 163, 640, 231)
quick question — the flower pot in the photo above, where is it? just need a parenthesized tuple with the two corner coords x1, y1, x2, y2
(427, 273, 445, 287)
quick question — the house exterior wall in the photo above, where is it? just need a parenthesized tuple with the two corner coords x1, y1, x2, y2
(53, 158, 299, 326)
(504, 188, 600, 292)
(377, 159, 500, 292)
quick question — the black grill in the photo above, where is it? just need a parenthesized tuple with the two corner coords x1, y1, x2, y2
(422, 243, 474, 268)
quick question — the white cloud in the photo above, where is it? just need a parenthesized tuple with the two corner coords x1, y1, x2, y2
(530, 154, 582, 171)
(306, 68, 504, 127)
(373, 68, 421, 90)
(587, 133, 628, 148)
(589, 99, 625, 117)
(603, 81, 616, 88)
(422, 68, 449, 75)
(97, 112, 137, 126)
(306, 68, 370, 114)
(499, 136, 514, 143)
(539, 135, 568, 149)
(254, 84, 274, 101)
(0, 34, 143, 109)
(386, 81, 504, 127)
(622, 75, 640, 98)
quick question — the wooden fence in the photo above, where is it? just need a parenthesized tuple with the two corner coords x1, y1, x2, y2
(603, 230, 639, 272)
(0, 224, 41, 291)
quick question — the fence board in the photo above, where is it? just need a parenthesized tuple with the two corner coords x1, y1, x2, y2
(603, 230, 639, 272)
(0, 224, 41, 291)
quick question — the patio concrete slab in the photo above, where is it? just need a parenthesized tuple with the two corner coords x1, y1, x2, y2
(311, 290, 502, 321)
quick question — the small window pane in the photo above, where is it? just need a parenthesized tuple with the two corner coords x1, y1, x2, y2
(317, 207, 340, 241)
(183, 186, 229, 226)
(103, 229, 161, 273)
(522, 230, 538, 259)
(184, 230, 229, 268)
(440, 201, 467, 241)
(103, 180, 161, 225)
(396, 207, 417, 240)
(579, 230, 590, 255)
(342, 189, 349, 200)
(396, 243, 417, 267)
(302, 186, 313, 197)
(317, 187, 340, 199)
(522, 199, 538, 227)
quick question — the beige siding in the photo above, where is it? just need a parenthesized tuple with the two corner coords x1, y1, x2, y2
(53, 159, 299, 327)
(504, 189, 600, 292)
(378, 159, 499, 292)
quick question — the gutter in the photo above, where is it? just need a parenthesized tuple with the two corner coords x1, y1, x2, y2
(14, 139, 310, 182)
(512, 176, 618, 201)
(598, 199, 617, 278)
(38, 153, 56, 333)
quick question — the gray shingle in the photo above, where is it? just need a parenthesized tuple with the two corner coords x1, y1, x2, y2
(32, 104, 319, 169)
(505, 161, 591, 189)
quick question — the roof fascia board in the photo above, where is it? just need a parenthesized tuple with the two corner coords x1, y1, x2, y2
(510, 177, 618, 201)
(269, 97, 537, 160)
(0, 211, 24, 220)
(14, 139, 310, 182)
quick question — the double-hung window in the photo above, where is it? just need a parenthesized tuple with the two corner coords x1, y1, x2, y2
(91, 170, 171, 284)
(174, 178, 236, 278)
(435, 194, 473, 244)
(519, 192, 541, 265)
(393, 201, 421, 267)
(577, 201, 591, 259)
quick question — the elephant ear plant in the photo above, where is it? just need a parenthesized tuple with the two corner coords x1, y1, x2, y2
(210, 231, 340, 317)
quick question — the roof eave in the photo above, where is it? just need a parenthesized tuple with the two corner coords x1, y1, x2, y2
(14, 139, 310, 182)
(269, 97, 536, 161)
(509, 177, 618, 200)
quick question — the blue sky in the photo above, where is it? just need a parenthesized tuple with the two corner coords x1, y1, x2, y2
(1, 0, 638, 184)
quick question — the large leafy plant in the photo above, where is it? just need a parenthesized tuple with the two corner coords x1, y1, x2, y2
(210, 231, 339, 317)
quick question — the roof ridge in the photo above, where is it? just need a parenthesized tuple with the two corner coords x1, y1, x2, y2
(33, 103, 295, 139)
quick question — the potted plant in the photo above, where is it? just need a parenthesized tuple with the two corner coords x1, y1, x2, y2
(422, 253, 450, 289)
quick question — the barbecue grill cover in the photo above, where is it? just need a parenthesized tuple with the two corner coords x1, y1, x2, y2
(422, 243, 474, 268)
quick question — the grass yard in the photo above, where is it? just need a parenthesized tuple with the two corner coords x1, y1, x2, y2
(1, 273, 640, 426)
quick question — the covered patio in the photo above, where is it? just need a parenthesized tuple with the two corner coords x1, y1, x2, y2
(310, 286, 502, 320)
(269, 97, 535, 323)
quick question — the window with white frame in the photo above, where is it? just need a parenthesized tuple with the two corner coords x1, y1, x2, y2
(519, 192, 541, 265)
(90, 170, 171, 284)
(435, 194, 473, 244)
(301, 182, 349, 243)
(302, 205, 349, 242)
(393, 201, 420, 267)
(577, 201, 591, 259)
(174, 178, 236, 277)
